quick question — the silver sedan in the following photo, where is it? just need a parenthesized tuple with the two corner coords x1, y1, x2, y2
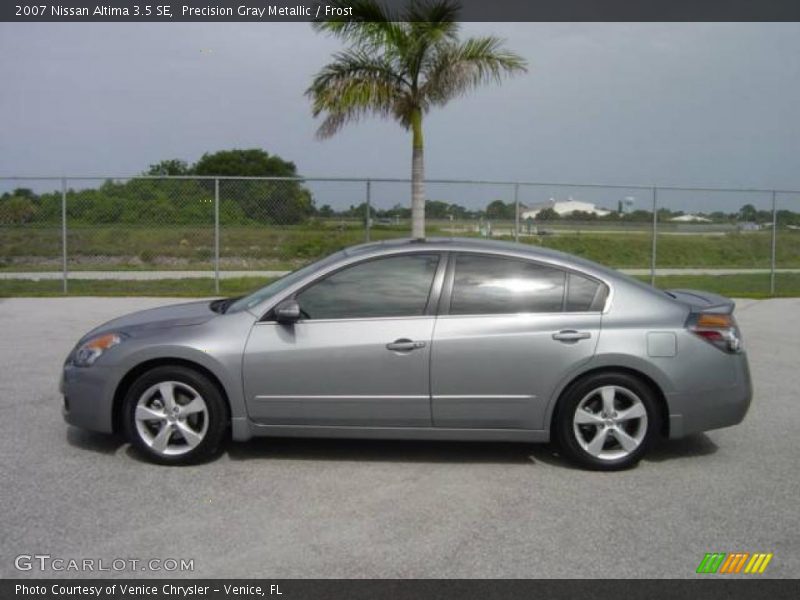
(61, 238, 752, 470)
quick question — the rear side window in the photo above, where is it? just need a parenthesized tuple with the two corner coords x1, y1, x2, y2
(566, 273, 608, 312)
(450, 255, 566, 314)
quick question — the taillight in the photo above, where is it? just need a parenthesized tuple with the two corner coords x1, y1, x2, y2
(687, 313, 742, 353)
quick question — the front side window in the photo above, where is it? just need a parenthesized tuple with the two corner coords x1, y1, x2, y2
(450, 254, 566, 314)
(227, 251, 346, 313)
(295, 254, 440, 320)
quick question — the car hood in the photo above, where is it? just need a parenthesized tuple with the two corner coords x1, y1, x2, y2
(81, 300, 217, 341)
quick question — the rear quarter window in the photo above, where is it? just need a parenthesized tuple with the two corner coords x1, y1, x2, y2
(566, 272, 608, 311)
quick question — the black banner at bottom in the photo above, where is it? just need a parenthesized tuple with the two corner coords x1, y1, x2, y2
(3, 579, 799, 600)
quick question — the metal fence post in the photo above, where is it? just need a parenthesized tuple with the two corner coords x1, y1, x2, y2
(214, 178, 220, 295)
(365, 179, 371, 242)
(650, 187, 658, 286)
(514, 183, 520, 243)
(770, 190, 777, 296)
(61, 177, 68, 294)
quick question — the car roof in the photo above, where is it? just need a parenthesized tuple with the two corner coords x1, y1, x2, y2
(343, 237, 615, 276)
(344, 236, 569, 257)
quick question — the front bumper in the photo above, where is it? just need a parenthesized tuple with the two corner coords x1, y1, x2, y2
(61, 364, 120, 434)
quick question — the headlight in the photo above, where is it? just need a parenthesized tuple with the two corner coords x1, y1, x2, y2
(73, 333, 125, 367)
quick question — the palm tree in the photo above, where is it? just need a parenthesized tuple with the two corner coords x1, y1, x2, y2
(307, 0, 527, 238)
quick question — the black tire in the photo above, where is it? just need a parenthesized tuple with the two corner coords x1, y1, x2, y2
(553, 371, 661, 471)
(123, 365, 229, 465)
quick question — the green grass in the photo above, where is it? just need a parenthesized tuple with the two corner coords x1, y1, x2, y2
(2, 273, 799, 299)
(2, 224, 799, 271)
(0, 277, 275, 298)
(525, 231, 800, 268)
(0, 223, 406, 271)
(646, 273, 800, 299)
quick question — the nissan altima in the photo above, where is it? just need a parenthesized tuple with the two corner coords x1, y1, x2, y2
(61, 238, 751, 470)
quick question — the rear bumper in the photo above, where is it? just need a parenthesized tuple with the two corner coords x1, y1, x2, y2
(666, 353, 752, 439)
(60, 364, 119, 434)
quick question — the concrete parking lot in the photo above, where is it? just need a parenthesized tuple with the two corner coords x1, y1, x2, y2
(0, 296, 797, 578)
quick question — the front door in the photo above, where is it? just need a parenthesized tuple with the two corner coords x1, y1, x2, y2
(243, 253, 442, 427)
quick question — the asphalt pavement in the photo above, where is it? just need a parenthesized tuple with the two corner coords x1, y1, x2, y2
(0, 297, 797, 578)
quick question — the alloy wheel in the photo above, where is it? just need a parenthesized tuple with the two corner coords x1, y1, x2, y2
(134, 381, 209, 457)
(572, 385, 648, 461)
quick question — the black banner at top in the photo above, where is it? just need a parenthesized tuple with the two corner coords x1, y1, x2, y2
(3, 0, 800, 22)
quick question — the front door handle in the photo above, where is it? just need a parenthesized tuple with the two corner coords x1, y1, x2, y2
(386, 338, 426, 352)
(552, 330, 591, 342)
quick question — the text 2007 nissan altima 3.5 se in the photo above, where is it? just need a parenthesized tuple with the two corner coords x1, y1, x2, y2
(61, 238, 752, 470)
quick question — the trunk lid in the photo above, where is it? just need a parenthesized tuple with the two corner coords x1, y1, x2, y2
(665, 289, 735, 314)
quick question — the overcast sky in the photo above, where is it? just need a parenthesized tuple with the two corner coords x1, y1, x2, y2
(1, 22, 799, 210)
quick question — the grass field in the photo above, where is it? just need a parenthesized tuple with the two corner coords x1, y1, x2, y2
(2, 224, 799, 271)
(2, 222, 799, 297)
(2, 273, 799, 299)
(0, 277, 272, 298)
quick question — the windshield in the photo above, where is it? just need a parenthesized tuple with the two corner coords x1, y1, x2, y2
(226, 251, 346, 314)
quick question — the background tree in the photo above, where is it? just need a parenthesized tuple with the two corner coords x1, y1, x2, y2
(425, 200, 454, 219)
(486, 199, 516, 220)
(10, 187, 36, 200)
(777, 209, 800, 227)
(0, 195, 37, 224)
(193, 149, 314, 224)
(386, 203, 412, 220)
(2, 149, 313, 227)
(307, 0, 526, 238)
(318, 204, 335, 218)
(146, 159, 191, 176)
(565, 210, 597, 221)
(535, 207, 559, 221)
(709, 211, 734, 223)
(193, 149, 297, 178)
(622, 209, 654, 222)
(738, 204, 758, 222)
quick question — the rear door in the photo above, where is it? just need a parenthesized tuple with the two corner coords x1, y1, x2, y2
(431, 253, 606, 430)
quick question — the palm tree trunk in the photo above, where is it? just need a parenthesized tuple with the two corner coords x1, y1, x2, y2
(410, 108, 425, 239)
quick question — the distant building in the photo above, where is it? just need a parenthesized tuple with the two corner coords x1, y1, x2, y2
(738, 222, 761, 231)
(670, 214, 712, 223)
(519, 197, 611, 219)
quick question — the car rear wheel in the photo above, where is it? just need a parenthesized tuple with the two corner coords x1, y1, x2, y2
(123, 366, 228, 465)
(554, 372, 661, 471)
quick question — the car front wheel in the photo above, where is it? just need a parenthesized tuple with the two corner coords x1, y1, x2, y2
(123, 366, 228, 465)
(554, 372, 661, 470)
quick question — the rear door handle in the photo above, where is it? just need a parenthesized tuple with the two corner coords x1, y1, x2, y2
(386, 338, 426, 352)
(552, 330, 591, 342)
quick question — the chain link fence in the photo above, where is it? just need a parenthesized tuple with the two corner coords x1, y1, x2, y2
(1, 176, 799, 296)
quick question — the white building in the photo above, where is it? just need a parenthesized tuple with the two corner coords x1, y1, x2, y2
(670, 214, 712, 223)
(519, 197, 611, 219)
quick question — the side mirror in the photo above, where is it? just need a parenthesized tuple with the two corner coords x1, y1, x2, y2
(274, 299, 301, 324)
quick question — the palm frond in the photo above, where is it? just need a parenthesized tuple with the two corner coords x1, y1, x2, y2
(420, 36, 528, 107)
(305, 49, 411, 138)
(313, 0, 405, 51)
(406, 0, 460, 42)
(400, 1, 460, 92)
